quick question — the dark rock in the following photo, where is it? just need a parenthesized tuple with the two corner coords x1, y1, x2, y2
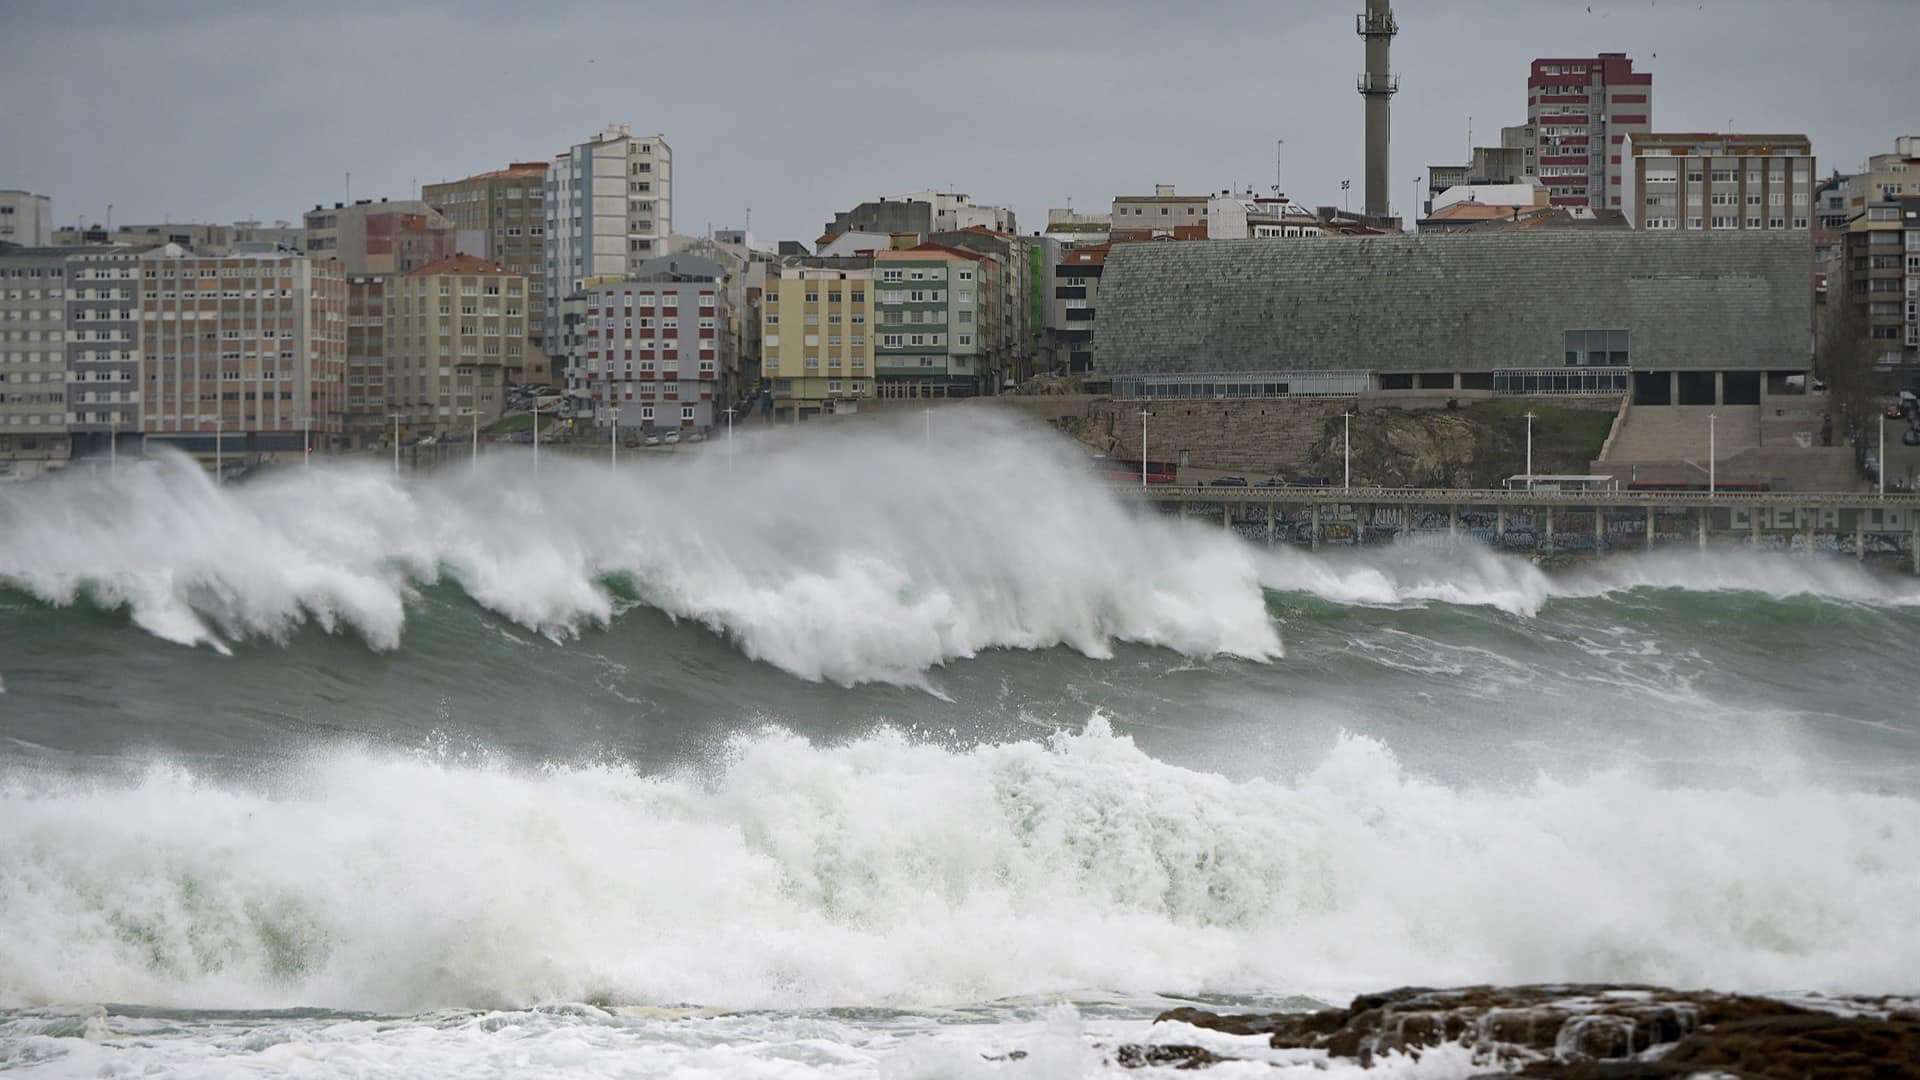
(1111, 1043, 1228, 1070)
(1148, 984, 1920, 1074)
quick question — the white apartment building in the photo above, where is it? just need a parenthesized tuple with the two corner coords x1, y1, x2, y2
(542, 124, 673, 358)
(1622, 133, 1814, 232)
(0, 191, 53, 247)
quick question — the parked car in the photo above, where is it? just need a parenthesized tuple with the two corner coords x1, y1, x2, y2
(643, 434, 661, 447)
(662, 431, 681, 445)
(1209, 476, 1249, 487)
(623, 436, 641, 449)
(1255, 477, 1288, 487)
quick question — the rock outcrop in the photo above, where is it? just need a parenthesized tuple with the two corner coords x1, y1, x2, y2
(1111, 985, 1920, 1076)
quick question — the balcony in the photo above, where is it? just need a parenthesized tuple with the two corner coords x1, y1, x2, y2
(1355, 11, 1397, 35)
(1356, 73, 1400, 94)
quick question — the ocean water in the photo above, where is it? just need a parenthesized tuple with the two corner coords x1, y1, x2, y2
(3, 412, 1917, 1077)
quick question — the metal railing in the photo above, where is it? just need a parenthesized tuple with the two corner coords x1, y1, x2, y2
(1119, 484, 1920, 509)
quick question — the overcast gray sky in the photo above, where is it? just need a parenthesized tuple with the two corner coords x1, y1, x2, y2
(3, 0, 1914, 243)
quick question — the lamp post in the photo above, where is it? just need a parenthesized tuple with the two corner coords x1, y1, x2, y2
(1342, 410, 1353, 490)
(214, 411, 224, 485)
(302, 412, 311, 468)
(610, 413, 619, 473)
(1524, 409, 1536, 485)
(1410, 176, 1422, 230)
(924, 406, 933, 445)
(107, 414, 116, 475)
(723, 406, 737, 475)
(1138, 408, 1152, 490)
(1708, 411, 1717, 496)
(1879, 411, 1887, 496)
(471, 409, 479, 476)
(531, 397, 541, 477)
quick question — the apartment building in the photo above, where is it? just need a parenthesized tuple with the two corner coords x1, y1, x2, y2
(66, 247, 159, 458)
(1051, 244, 1107, 374)
(1207, 193, 1325, 238)
(1623, 133, 1814, 231)
(383, 255, 527, 437)
(0, 246, 81, 477)
(0, 192, 53, 247)
(820, 192, 1015, 245)
(761, 260, 875, 421)
(344, 276, 387, 446)
(303, 199, 456, 275)
(1842, 136, 1919, 214)
(423, 162, 549, 341)
(140, 253, 347, 453)
(579, 254, 730, 432)
(1043, 208, 1111, 246)
(1835, 197, 1920, 371)
(926, 228, 1042, 386)
(873, 244, 998, 399)
(543, 125, 672, 356)
(1111, 185, 1210, 239)
(1524, 52, 1652, 210)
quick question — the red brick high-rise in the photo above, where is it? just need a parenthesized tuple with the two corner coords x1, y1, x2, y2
(1523, 53, 1652, 211)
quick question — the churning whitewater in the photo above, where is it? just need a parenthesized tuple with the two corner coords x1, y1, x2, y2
(5, 718, 1919, 1015)
(4, 413, 1920, 1077)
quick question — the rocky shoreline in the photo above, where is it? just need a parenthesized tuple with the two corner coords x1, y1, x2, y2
(1109, 984, 1920, 1077)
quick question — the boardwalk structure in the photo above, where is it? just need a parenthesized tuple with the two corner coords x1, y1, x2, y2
(1125, 485, 1920, 569)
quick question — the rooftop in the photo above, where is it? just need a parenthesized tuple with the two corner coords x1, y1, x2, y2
(406, 254, 515, 277)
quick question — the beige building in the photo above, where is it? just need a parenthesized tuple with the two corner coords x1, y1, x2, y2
(0, 191, 53, 246)
(383, 255, 527, 437)
(140, 253, 348, 452)
(1841, 135, 1920, 214)
(762, 260, 875, 420)
(423, 161, 549, 368)
(1623, 133, 1815, 231)
(1111, 185, 1209, 240)
(303, 199, 456, 275)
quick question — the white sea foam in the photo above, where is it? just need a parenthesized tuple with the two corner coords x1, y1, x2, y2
(1257, 538, 1920, 617)
(3, 718, 1915, 1017)
(0, 413, 1279, 685)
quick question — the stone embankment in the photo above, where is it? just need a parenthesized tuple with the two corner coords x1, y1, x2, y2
(1109, 984, 1920, 1076)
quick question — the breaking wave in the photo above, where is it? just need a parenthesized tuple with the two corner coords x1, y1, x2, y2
(3, 717, 1916, 1013)
(0, 414, 1278, 685)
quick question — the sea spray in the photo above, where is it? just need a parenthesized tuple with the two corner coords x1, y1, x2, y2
(3, 717, 1916, 1013)
(0, 413, 1279, 683)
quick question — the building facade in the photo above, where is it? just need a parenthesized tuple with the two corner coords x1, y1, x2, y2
(0, 191, 53, 247)
(761, 260, 875, 420)
(382, 256, 527, 438)
(1622, 133, 1814, 231)
(1841, 135, 1919, 215)
(0, 246, 81, 476)
(303, 200, 456, 275)
(1051, 244, 1107, 374)
(578, 254, 730, 432)
(140, 253, 348, 452)
(343, 276, 387, 446)
(66, 247, 156, 458)
(873, 245, 998, 399)
(542, 125, 672, 355)
(1096, 232, 1811, 405)
(422, 162, 550, 339)
(1111, 185, 1210, 239)
(1834, 197, 1920, 372)
(1524, 53, 1652, 210)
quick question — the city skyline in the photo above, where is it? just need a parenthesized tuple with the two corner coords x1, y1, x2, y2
(3, 0, 1914, 243)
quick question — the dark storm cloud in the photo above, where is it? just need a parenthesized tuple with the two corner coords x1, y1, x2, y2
(2, 0, 1914, 241)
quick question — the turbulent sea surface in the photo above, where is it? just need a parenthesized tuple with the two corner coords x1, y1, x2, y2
(2, 413, 1918, 1077)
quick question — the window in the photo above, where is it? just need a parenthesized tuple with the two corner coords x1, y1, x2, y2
(1564, 329, 1629, 367)
(681, 405, 694, 420)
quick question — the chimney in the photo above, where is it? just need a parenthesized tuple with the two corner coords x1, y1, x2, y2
(1356, 0, 1399, 218)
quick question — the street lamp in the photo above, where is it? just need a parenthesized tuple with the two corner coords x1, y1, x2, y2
(610, 411, 619, 473)
(531, 396, 542, 476)
(924, 406, 933, 445)
(1879, 410, 1887, 496)
(1410, 176, 1423, 230)
(390, 412, 402, 478)
(471, 409, 480, 477)
(1342, 410, 1354, 490)
(1708, 411, 1717, 496)
(723, 406, 738, 475)
(1524, 409, 1536, 484)
(1137, 407, 1152, 490)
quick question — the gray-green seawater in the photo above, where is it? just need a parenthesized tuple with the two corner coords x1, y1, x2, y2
(3, 414, 1917, 1077)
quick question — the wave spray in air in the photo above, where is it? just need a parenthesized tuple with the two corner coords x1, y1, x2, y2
(3, 717, 1917, 1013)
(0, 413, 1278, 684)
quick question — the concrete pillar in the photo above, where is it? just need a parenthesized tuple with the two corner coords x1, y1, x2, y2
(1311, 504, 1321, 551)
(1179, 501, 1188, 520)
(1697, 507, 1707, 550)
(1646, 505, 1655, 551)
(1545, 507, 1555, 547)
(1448, 504, 1458, 543)
(1749, 509, 1760, 547)
(1594, 508, 1604, 550)
(1668, 370, 1680, 405)
(1804, 508, 1815, 553)
(1266, 503, 1276, 548)
(1224, 503, 1233, 531)
(1856, 510, 1866, 561)
(1714, 370, 1725, 406)
(1495, 505, 1506, 544)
